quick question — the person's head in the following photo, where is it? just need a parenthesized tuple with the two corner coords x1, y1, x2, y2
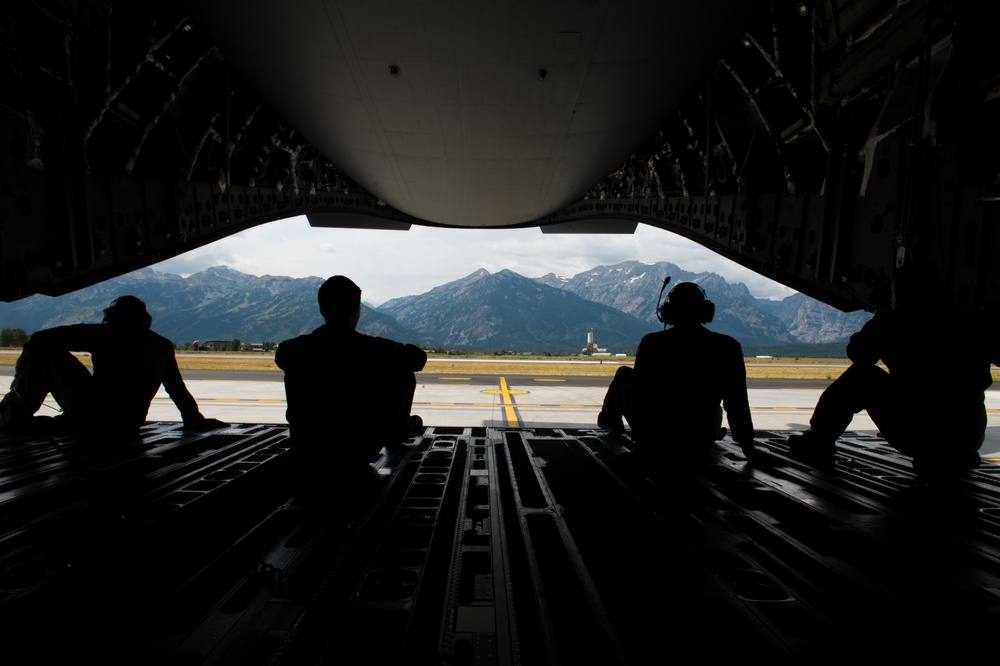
(318, 275, 362, 329)
(103, 295, 152, 329)
(659, 282, 715, 325)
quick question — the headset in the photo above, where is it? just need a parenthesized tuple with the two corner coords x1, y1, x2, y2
(654, 276, 671, 323)
(104, 296, 153, 329)
(655, 277, 715, 326)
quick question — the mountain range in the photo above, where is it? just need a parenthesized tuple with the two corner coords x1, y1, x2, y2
(379, 268, 651, 353)
(0, 262, 871, 354)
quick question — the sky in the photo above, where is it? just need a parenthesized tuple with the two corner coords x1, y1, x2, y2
(152, 216, 796, 307)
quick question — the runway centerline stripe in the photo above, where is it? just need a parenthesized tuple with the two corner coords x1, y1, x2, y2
(499, 376, 521, 428)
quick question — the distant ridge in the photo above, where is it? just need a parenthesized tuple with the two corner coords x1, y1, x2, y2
(0, 262, 870, 352)
(0, 267, 419, 345)
(537, 261, 794, 348)
(378, 268, 650, 353)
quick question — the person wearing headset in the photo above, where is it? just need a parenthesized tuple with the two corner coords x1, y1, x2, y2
(0, 295, 226, 436)
(598, 280, 756, 460)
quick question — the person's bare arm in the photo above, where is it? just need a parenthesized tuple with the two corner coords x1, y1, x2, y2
(161, 348, 227, 429)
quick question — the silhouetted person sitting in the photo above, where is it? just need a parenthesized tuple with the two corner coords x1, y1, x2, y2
(275, 276, 427, 481)
(789, 264, 999, 474)
(598, 281, 755, 460)
(0, 296, 225, 436)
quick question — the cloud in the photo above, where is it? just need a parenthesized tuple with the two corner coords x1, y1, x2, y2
(152, 215, 796, 305)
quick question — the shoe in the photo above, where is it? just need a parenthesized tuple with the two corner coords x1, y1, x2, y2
(405, 414, 424, 437)
(716, 426, 728, 441)
(387, 414, 425, 446)
(597, 411, 625, 435)
(0, 393, 33, 435)
(787, 430, 837, 459)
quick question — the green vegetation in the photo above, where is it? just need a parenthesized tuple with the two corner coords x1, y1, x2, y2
(0, 327, 28, 347)
(1, 348, 998, 381)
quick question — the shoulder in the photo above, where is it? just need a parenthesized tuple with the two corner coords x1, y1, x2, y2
(861, 311, 893, 331)
(346, 328, 392, 344)
(850, 312, 894, 342)
(275, 331, 319, 364)
(110, 328, 172, 355)
(137, 331, 173, 360)
(639, 330, 669, 346)
(720, 332, 745, 355)
(354, 331, 407, 350)
(277, 332, 312, 350)
(149, 330, 174, 347)
(685, 327, 743, 356)
(708, 330, 741, 347)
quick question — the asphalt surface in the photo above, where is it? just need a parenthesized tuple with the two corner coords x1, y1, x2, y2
(0, 365, 836, 389)
(4, 364, 999, 458)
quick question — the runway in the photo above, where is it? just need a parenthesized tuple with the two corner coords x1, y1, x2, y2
(4, 366, 1000, 459)
(128, 371, 848, 432)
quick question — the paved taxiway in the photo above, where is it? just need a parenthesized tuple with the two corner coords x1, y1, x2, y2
(4, 367, 999, 460)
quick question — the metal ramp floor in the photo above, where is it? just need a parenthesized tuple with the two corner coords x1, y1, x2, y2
(2, 424, 999, 664)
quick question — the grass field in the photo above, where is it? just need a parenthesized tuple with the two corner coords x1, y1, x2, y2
(2, 349, 998, 381)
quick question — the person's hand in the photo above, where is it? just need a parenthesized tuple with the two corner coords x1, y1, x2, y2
(184, 416, 228, 431)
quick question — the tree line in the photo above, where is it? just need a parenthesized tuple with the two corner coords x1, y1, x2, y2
(0, 327, 29, 346)
(1, 327, 276, 353)
(174, 339, 277, 352)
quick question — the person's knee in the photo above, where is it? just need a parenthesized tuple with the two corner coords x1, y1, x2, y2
(819, 362, 889, 411)
(613, 366, 634, 382)
(19, 341, 62, 359)
(17, 344, 82, 375)
(838, 362, 888, 386)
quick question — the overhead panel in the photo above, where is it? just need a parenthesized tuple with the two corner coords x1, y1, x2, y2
(188, 0, 751, 227)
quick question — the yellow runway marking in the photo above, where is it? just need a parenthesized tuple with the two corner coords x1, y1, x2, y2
(482, 389, 529, 395)
(417, 402, 503, 407)
(205, 398, 285, 403)
(498, 376, 519, 428)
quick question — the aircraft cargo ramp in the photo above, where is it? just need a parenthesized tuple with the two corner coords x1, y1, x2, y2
(2, 424, 999, 665)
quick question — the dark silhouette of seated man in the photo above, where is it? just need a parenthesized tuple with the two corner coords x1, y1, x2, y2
(790, 264, 1000, 473)
(598, 281, 755, 459)
(0, 296, 225, 436)
(275, 276, 427, 477)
